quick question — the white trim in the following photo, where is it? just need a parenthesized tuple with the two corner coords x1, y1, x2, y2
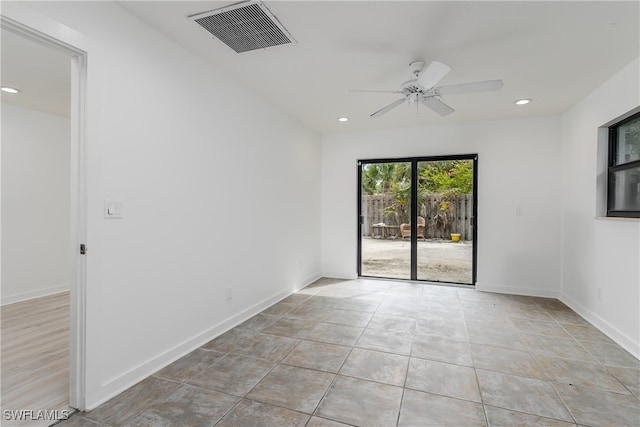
(560, 292, 640, 360)
(1, 284, 70, 306)
(475, 282, 560, 299)
(1, 9, 89, 411)
(85, 273, 321, 410)
(322, 271, 358, 280)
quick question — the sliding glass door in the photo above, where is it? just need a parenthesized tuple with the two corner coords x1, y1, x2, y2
(359, 161, 412, 279)
(358, 155, 477, 285)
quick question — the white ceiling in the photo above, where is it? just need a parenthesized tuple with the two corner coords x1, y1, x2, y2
(2, 1, 638, 132)
(1, 28, 70, 117)
(119, 1, 640, 132)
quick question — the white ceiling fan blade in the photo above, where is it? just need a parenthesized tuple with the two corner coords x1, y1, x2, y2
(422, 97, 454, 116)
(371, 98, 406, 117)
(347, 89, 403, 94)
(438, 79, 504, 95)
(418, 61, 451, 89)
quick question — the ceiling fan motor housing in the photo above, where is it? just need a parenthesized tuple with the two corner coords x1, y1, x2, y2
(409, 61, 425, 76)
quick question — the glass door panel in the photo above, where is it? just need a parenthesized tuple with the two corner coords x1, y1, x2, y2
(359, 161, 411, 279)
(416, 160, 474, 284)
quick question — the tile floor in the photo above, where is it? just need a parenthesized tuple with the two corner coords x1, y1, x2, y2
(58, 278, 640, 427)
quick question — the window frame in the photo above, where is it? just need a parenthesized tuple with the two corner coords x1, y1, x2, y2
(607, 111, 640, 218)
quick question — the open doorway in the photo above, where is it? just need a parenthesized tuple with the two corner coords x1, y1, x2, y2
(358, 155, 477, 285)
(1, 16, 87, 421)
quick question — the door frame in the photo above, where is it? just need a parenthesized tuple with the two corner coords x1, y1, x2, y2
(1, 15, 88, 409)
(357, 154, 478, 285)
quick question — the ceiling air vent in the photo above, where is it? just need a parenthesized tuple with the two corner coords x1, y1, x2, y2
(190, 1, 296, 54)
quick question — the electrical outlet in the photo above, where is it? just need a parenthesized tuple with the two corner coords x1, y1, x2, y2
(225, 287, 232, 301)
(597, 288, 602, 301)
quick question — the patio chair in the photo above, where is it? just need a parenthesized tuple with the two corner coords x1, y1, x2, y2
(400, 216, 426, 240)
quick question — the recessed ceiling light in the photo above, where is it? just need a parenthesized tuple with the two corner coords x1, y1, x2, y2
(337, 117, 349, 122)
(1, 86, 21, 94)
(515, 98, 531, 105)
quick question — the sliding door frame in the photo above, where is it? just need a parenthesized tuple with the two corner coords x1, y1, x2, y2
(358, 154, 478, 285)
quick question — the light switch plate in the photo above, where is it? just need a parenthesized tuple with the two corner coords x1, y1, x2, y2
(104, 199, 123, 219)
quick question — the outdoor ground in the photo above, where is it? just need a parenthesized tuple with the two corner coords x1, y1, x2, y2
(361, 238, 473, 284)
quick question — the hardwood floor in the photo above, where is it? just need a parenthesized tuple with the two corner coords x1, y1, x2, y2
(1, 292, 70, 426)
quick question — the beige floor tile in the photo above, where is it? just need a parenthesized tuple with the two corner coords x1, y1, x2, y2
(55, 415, 102, 426)
(216, 399, 309, 427)
(579, 340, 640, 368)
(185, 354, 275, 396)
(467, 325, 527, 351)
(284, 304, 333, 322)
(520, 334, 595, 362)
(554, 383, 640, 426)
(261, 318, 319, 339)
(234, 313, 280, 333)
(510, 317, 573, 338)
(476, 370, 573, 422)
(484, 405, 577, 427)
(282, 340, 351, 373)
(245, 334, 301, 360)
(303, 323, 364, 346)
(339, 348, 409, 386)
(324, 308, 373, 327)
(535, 355, 630, 393)
(122, 384, 239, 427)
(470, 343, 545, 380)
(261, 301, 296, 317)
(246, 365, 334, 414)
(82, 377, 181, 426)
(280, 293, 313, 305)
(356, 328, 413, 355)
(406, 358, 481, 402)
(546, 309, 590, 326)
(306, 416, 352, 426)
(201, 328, 256, 353)
(302, 295, 343, 308)
(560, 323, 615, 344)
(412, 334, 473, 366)
(315, 376, 403, 426)
(153, 348, 225, 382)
(415, 316, 468, 341)
(337, 297, 381, 312)
(368, 313, 416, 334)
(606, 366, 640, 397)
(65, 278, 639, 427)
(398, 389, 486, 426)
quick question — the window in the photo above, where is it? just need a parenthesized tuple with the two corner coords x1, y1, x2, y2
(608, 111, 640, 218)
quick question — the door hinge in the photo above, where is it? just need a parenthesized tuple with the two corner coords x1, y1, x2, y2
(80, 244, 87, 255)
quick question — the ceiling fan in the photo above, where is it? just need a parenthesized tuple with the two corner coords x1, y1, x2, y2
(348, 61, 503, 117)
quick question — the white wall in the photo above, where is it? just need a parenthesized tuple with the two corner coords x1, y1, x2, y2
(560, 57, 640, 358)
(1, 103, 70, 304)
(321, 116, 563, 297)
(6, 2, 321, 409)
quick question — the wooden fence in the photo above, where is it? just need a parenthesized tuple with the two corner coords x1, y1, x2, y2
(362, 194, 473, 240)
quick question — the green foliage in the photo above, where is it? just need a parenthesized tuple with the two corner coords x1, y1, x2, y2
(362, 160, 472, 232)
(361, 163, 411, 195)
(418, 160, 473, 195)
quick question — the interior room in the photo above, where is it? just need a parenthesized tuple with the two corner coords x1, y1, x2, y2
(1, 1, 638, 426)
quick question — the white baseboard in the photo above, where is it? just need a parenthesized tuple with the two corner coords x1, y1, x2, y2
(560, 292, 640, 360)
(85, 273, 321, 410)
(476, 282, 560, 299)
(321, 271, 358, 280)
(1, 283, 70, 306)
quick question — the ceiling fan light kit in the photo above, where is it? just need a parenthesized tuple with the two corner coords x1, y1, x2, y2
(349, 60, 503, 118)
